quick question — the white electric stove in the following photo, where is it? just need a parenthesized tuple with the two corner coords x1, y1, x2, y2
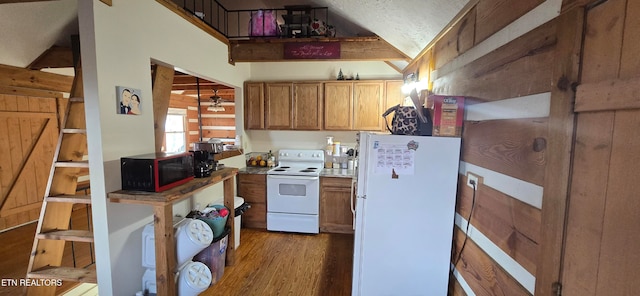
(266, 149, 324, 233)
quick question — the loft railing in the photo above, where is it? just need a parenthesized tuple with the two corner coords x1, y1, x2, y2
(171, 0, 330, 39)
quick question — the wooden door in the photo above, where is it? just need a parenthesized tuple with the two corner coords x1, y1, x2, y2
(383, 80, 404, 131)
(353, 82, 383, 131)
(324, 82, 353, 130)
(244, 82, 264, 129)
(319, 177, 354, 234)
(560, 1, 640, 295)
(265, 83, 293, 130)
(293, 82, 323, 130)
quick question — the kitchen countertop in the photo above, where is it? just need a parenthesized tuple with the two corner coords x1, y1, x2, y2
(239, 166, 354, 178)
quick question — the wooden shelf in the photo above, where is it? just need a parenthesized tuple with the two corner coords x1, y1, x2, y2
(214, 149, 243, 161)
(108, 167, 238, 296)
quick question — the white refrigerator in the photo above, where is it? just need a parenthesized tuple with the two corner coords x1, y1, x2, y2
(352, 132, 461, 296)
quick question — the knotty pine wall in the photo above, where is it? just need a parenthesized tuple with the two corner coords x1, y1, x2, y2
(0, 89, 60, 231)
(169, 89, 236, 150)
(405, 0, 567, 295)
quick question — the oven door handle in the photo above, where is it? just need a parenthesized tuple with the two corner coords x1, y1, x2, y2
(267, 175, 319, 181)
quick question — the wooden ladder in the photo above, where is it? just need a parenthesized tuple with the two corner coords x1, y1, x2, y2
(26, 66, 96, 295)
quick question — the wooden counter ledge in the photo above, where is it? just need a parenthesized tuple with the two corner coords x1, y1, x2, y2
(108, 167, 238, 296)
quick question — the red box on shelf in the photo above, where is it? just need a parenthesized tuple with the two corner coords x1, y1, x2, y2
(431, 95, 465, 137)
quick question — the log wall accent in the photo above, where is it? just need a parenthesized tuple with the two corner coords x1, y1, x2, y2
(169, 92, 236, 150)
(458, 174, 541, 275)
(462, 118, 548, 186)
(405, 1, 568, 294)
(452, 227, 531, 295)
(0, 64, 73, 93)
(432, 19, 557, 101)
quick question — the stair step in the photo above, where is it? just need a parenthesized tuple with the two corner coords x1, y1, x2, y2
(54, 161, 89, 168)
(46, 195, 92, 204)
(62, 128, 87, 134)
(36, 230, 94, 243)
(28, 266, 97, 283)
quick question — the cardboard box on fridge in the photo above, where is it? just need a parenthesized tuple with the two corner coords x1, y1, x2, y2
(431, 95, 465, 137)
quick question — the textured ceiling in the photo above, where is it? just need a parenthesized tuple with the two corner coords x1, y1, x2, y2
(0, 0, 469, 69)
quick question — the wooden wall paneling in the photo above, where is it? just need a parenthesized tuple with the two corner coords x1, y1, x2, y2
(561, 112, 613, 296)
(434, 6, 477, 70)
(595, 110, 640, 295)
(475, 0, 544, 44)
(432, 18, 557, 100)
(457, 175, 541, 275)
(448, 273, 468, 296)
(575, 75, 640, 112)
(620, 0, 640, 79)
(535, 7, 585, 296)
(452, 227, 531, 295)
(461, 118, 548, 186)
(152, 64, 175, 152)
(561, 0, 597, 13)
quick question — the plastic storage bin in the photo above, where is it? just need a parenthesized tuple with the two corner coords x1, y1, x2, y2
(192, 227, 229, 285)
(142, 261, 212, 296)
(209, 196, 248, 249)
(142, 218, 213, 269)
(197, 204, 228, 238)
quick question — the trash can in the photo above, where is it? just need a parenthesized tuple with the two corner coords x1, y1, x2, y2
(208, 196, 250, 249)
(192, 227, 230, 285)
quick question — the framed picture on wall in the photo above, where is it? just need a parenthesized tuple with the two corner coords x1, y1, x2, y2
(116, 86, 142, 115)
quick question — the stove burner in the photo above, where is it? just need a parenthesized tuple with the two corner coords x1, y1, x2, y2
(300, 169, 316, 173)
(273, 169, 287, 171)
(306, 167, 318, 170)
(279, 166, 291, 169)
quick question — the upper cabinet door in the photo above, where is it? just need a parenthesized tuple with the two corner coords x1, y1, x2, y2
(353, 82, 384, 131)
(244, 82, 265, 130)
(293, 83, 323, 130)
(265, 83, 293, 130)
(383, 80, 404, 131)
(324, 82, 353, 130)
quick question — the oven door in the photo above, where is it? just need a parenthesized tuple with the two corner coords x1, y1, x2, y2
(267, 175, 319, 214)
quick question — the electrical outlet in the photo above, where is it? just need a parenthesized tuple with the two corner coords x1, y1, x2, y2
(466, 172, 479, 190)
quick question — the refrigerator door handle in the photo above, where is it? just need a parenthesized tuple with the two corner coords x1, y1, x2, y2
(350, 179, 356, 229)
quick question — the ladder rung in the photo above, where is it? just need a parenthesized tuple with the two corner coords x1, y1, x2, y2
(69, 97, 84, 103)
(28, 266, 96, 283)
(36, 230, 94, 243)
(55, 161, 89, 168)
(62, 128, 87, 134)
(46, 195, 92, 204)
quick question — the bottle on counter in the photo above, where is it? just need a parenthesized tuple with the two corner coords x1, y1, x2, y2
(325, 136, 334, 168)
(267, 150, 275, 167)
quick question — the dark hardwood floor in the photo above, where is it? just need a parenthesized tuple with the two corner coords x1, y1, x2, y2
(202, 228, 354, 296)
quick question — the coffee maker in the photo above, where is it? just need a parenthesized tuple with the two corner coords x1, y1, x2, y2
(191, 150, 216, 178)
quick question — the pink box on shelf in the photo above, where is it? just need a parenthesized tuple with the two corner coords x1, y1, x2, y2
(431, 95, 465, 137)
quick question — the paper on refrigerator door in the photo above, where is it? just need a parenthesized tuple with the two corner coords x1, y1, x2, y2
(372, 141, 415, 175)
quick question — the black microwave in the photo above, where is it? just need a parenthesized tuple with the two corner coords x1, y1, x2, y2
(121, 152, 194, 192)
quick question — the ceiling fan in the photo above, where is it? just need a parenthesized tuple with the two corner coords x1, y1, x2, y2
(207, 89, 232, 112)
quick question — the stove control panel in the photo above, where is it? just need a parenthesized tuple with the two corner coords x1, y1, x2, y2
(277, 149, 325, 163)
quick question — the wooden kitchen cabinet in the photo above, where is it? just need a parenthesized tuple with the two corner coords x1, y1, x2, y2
(244, 82, 265, 130)
(320, 177, 354, 234)
(324, 82, 353, 130)
(265, 83, 293, 129)
(353, 81, 384, 131)
(383, 80, 404, 130)
(293, 82, 323, 130)
(237, 173, 267, 229)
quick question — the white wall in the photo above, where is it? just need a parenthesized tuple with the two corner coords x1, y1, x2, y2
(78, 0, 250, 295)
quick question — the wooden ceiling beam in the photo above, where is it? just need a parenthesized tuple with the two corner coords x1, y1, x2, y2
(0, 64, 73, 93)
(229, 37, 411, 63)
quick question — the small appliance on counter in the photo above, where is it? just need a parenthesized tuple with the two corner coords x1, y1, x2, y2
(121, 152, 194, 192)
(191, 139, 226, 177)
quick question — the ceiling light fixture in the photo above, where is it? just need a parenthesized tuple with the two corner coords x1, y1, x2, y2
(207, 89, 226, 112)
(401, 72, 429, 94)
